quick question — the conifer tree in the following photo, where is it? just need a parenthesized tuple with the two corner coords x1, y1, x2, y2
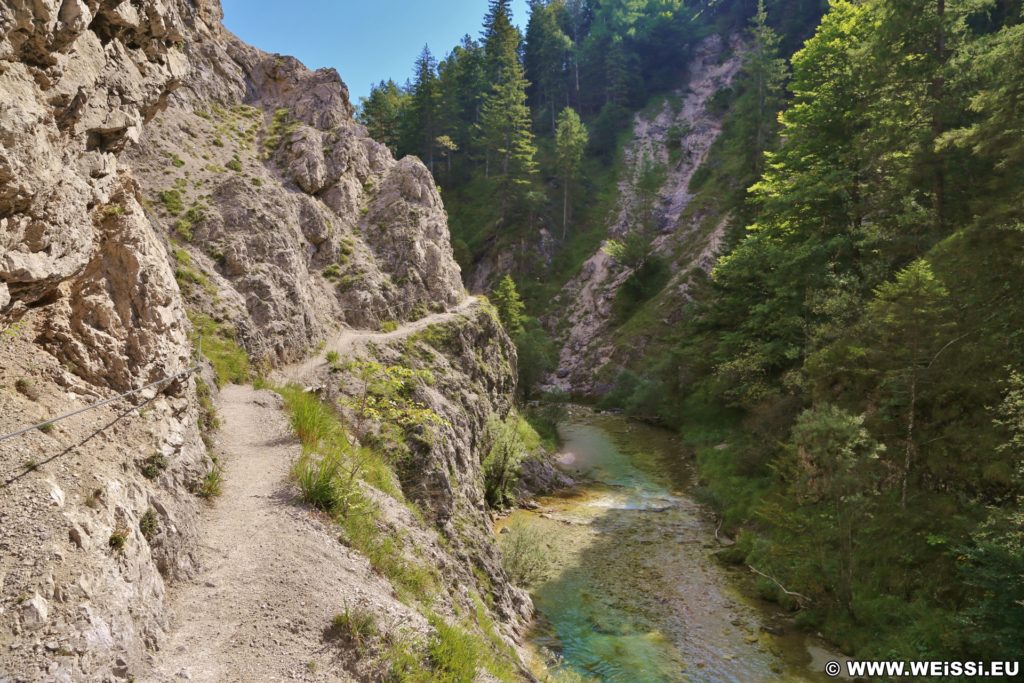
(491, 274, 526, 335)
(555, 107, 588, 237)
(358, 80, 408, 155)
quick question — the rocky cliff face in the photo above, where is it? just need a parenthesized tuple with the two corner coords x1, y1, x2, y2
(1, 2, 522, 681)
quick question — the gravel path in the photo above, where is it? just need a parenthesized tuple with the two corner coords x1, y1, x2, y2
(148, 299, 478, 681)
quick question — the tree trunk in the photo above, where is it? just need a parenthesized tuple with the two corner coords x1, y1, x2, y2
(562, 180, 569, 240)
(901, 371, 917, 510)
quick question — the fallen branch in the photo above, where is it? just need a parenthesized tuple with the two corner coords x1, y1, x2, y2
(748, 565, 811, 604)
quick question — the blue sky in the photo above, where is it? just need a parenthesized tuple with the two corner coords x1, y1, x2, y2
(221, 0, 530, 104)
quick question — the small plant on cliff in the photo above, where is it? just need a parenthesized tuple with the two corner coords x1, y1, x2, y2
(139, 453, 168, 480)
(109, 526, 129, 552)
(198, 465, 223, 499)
(14, 378, 39, 401)
(139, 509, 159, 541)
(189, 313, 250, 387)
(327, 606, 378, 651)
(482, 416, 527, 508)
(159, 188, 184, 215)
(292, 450, 359, 514)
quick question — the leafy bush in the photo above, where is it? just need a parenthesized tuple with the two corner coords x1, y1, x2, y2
(482, 417, 527, 508)
(159, 188, 184, 215)
(499, 519, 549, 586)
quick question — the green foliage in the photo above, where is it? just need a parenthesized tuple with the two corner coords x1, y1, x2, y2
(139, 509, 159, 541)
(189, 313, 250, 387)
(108, 527, 128, 552)
(426, 614, 478, 683)
(555, 107, 589, 237)
(490, 274, 525, 335)
(358, 79, 409, 154)
(514, 317, 556, 400)
(159, 188, 184, 215)
(482, 415, 528, 508)
(328, 606, 378, 649)
(140, 453, 168, 480)
(498, 519, 549, 586)
(198, 466, 223, 499)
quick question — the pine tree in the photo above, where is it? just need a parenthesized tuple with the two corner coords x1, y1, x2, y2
(525, 0, 573, 133)
(738, 0, 787, 177)
(491, 274, 526, 335)
(478, 47, 538, 205)
(358, 80, 408, 155)
(404, 46, 441, 172)
(555, 107, 588, 237)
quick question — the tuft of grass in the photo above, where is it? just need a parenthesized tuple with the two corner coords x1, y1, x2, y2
(226, 157, 242, 172)
(427, 614, 479, 683)
(171, 155, 185, 168)
(189, 313, 250, 386)
(15, 378, 39, 401)
(139, 509, 158, 541)
(278, 384, 346, 448)
(327, 606, 378, 650)
(292, 451, 354, 512)
(37, 421, 54, 434)
(198, 466, 223, 499)
(159, 189, 184, 215)
(22, 459, 38, 472)
(381, 320, 399, 333)
(109, 526, 129, 551)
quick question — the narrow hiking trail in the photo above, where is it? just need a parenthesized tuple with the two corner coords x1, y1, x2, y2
(148, 299, 480, 682)
(281, 296, 480, 383)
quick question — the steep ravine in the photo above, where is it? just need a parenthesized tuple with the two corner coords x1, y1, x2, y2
(0, 2, 535, 681)
(548, 34, 745, 396)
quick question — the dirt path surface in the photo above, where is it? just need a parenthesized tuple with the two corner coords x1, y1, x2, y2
(148, 299, 478, 681)
(280, 296, 479, 384)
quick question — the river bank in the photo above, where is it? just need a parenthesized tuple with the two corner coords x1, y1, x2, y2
(500, 407, 843, 682)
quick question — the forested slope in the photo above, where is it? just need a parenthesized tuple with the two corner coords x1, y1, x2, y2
(362, 0, 1024, 662)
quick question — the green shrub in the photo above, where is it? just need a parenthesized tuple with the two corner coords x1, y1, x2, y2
(109, 527, 129, 551)
(37, 422, 54, 434)
(139, 509, 158, 540)
(140, 453, 168, 479)
(323, 263, 342, 279)
(226, 157, 242, 172)
(498, 519, 549, 586)
(15, 378, 39, 401)
(159, 189, 184, 215)
(171, 155, 185, 168)
(381, 320, 399, 333)
(189, 313, 250, 386)
(325, 350, 340, 365)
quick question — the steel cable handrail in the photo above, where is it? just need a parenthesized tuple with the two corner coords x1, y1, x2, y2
(0, 362, 200, 445)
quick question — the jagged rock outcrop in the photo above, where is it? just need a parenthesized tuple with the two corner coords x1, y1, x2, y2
(124, 32, 464, 364)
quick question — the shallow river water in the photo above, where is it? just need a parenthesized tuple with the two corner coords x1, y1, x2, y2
(500, 408, 839, 682)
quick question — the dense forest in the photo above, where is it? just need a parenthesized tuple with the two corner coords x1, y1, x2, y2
(361, 0, 1024, 662)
